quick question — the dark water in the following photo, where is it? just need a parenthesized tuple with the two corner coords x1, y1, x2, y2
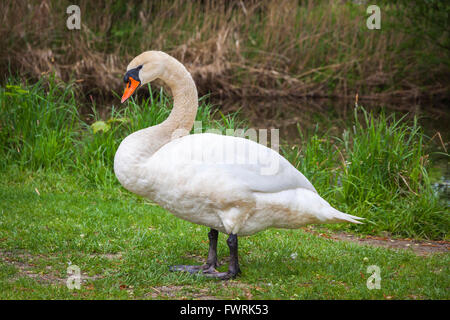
(217, 97, 449, 139)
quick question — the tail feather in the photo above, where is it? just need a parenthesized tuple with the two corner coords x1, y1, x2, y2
(328, 208, 364, 224)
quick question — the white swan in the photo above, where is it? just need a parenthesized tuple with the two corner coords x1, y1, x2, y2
(114, 51, 363, 279)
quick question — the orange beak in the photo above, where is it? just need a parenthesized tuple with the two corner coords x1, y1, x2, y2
(121, 77, 141, 103)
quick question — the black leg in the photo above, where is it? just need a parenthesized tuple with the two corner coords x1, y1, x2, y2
(170, 230, 241, 280)
(204, 228, 219, 271)
(169, 228, 219, 274)
(204, 233, 241, 280)
(226, 233, 241, 277)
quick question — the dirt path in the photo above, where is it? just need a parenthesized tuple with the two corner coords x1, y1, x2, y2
(0, 249, 103, 286)
(304, 227, 449, 256)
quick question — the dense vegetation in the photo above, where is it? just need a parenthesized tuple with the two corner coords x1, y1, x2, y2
(1, 79, 447, 239)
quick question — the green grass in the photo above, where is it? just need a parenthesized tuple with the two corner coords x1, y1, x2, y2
(0, 168, 448, 300)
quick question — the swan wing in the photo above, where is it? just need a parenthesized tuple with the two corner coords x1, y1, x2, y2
(151, 133, 317, 194)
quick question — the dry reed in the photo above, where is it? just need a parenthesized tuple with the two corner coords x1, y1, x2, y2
(0, 0, 448, 103)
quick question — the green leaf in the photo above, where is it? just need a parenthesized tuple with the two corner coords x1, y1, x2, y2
(91, 121, 110, 133)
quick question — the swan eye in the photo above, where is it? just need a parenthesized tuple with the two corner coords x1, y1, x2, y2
(123, 65, 143, 84)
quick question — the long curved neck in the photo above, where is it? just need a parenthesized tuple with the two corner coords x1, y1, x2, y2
(159, 57, 198, 135)
(134, 57, 198, 159)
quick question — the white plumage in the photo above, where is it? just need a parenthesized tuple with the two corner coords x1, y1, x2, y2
(116, 133, 361, 236)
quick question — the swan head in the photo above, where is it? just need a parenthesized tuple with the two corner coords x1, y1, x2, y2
(121, 51, 167, 103)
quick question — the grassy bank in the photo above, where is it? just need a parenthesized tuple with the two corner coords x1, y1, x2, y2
(1, 0, 449, 102)
(0, 79, 448, 240)
(0, 168, 448, 299)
